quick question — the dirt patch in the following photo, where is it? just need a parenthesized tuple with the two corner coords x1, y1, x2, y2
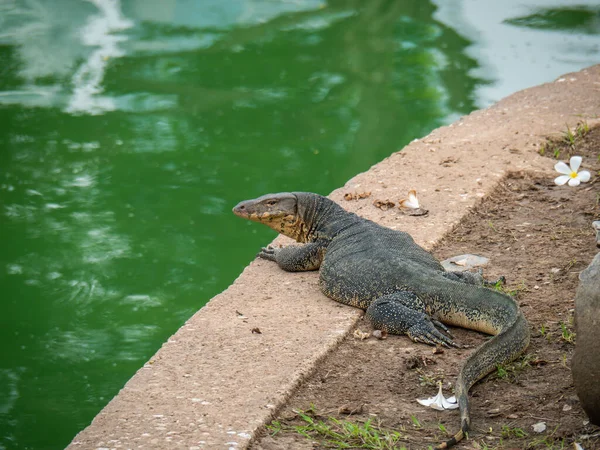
(251, 127, 600, 449)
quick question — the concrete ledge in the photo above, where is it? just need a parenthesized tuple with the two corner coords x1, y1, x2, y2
(68, 65, 600, 449)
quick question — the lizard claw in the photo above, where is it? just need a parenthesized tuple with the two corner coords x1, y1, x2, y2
(408, 322, 458, 348)
(432, 319, 453, 336)
(258, 246, 278, 261)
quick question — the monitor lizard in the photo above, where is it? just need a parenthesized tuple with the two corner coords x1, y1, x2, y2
(233, 192, 530, 448)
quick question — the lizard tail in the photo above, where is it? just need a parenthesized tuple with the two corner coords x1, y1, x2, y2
(436, 311, 530, 449)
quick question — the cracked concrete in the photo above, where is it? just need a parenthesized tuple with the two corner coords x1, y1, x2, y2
(67, 65, 600, 450)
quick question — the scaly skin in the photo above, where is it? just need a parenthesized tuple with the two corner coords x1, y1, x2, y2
(233, 192, 530, 448)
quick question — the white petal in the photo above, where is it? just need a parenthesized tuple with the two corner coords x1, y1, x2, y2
(554, 175, 570, 186)
(407, 190, 420, 208)
(400, 198, 419, 209)
(441, 397, 459, 410)
(554, 161, 572, 175)
(400, 190, 420, 209)
(417, 397, 439, 407)
(569, 156, 582, 173)
(578, 170, 591, 182)
(568, 177, 581, 187)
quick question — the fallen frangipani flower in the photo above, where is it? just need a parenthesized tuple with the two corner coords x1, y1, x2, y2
(399, 189, 420, 209)
(554, 156, 591, 187)
(399, 190, 428, 216)
(417, 381, 458, 411)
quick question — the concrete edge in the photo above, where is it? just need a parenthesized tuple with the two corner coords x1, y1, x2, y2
(68, 65, 600, 450)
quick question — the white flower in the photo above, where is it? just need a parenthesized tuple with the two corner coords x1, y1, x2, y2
(399, 189, 420, 209)
(416, 381, 458, 411)
(554, 156, 591, 187)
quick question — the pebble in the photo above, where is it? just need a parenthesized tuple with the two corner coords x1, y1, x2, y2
(532, 422, 546, 433)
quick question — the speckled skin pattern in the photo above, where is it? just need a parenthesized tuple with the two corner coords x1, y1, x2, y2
(233, 192, 530, 449)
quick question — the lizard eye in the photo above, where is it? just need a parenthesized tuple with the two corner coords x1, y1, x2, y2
(266, 200, 277, 206)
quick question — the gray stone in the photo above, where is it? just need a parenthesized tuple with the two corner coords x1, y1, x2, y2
(441, 254, 489, 272)
(572, 252, 600, 426)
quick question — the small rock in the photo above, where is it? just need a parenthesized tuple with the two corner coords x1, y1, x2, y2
(507, 414, 518, 419)
(532, 422, 547, 433)
(563, 404, 573, 412)
(441, 254, 489, 272)
(338, 404, 364, 415)
(487, 408, 501, 417)
(281, 411, 297, 421)
(251, 327, 262, 334)
(534, 285, 540, 290)
(432, 346, 444, 355)
(372, 329, 388, 340)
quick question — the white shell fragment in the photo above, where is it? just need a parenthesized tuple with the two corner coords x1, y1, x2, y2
(532, 422, 547, 433)
(416, 382, 458, 411)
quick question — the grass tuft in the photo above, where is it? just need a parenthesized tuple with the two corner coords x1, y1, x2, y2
(267, 406, 408, 449)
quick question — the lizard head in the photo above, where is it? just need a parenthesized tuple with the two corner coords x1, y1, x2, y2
(233, 192, 308, 242)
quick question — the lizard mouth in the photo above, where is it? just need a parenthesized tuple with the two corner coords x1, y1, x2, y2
(232, 202, 283, 222)
(232, 201, 250, 218)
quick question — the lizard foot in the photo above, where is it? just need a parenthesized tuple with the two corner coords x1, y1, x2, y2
(408, 321, 458, 348)
(257, 246, 278, 261)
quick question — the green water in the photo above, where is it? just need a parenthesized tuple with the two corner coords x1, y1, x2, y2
(0, 1, 598, 448)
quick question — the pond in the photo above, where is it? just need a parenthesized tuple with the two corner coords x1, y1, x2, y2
(0, 0, 598, 448)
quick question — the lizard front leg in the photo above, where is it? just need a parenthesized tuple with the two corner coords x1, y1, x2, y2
(258, 241, 326, 272)
(365, 291, 457, 348)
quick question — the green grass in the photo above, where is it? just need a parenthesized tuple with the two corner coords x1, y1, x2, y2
(492, 279, 527, 299)
(538, 121, 591, 159)
(410, 415, 422, 429)
(492, 353, 534, 382)
(563, 124, 576, 147)
(553, 147, 561, 159)
(524, 425, 566, 449)
(559, 321, 575, 344)
(416, 368, 442, 387)
(501, 425, 528, 439)
(576, 120, 590, 138)
(495, 364, 509, 380)
(267, 407, 408, 449)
